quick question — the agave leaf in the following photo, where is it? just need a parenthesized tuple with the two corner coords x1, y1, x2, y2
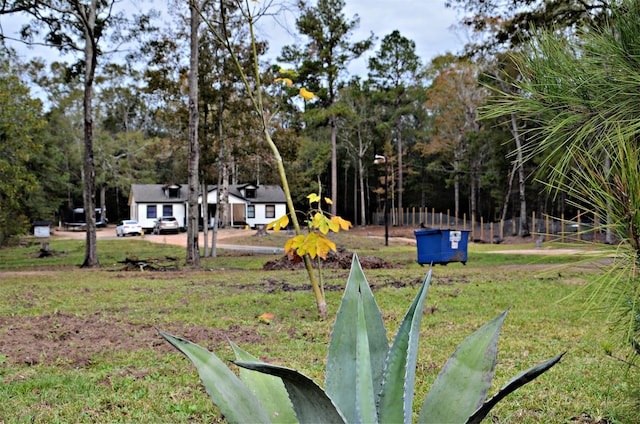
(235, 361, 346, 424)
(230, 342, 298, 424)
(158, 330, 272, 424)
(418, 310, 508, 424)
(325, 254, 388, 423)
(355, 292, 378, 423)
(377, 268, 433, 424)
(465, 352, 565, 424)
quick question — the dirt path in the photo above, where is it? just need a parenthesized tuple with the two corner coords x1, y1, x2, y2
(52, 226, 252, 247)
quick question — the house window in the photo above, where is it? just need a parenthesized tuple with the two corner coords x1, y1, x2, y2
(245, 188, 256, 199)
(168, 187, 179, 198)
(247, 205, 255, 219)
(163, 205, 173, 216)
(265, 204, 275, 219)
(147, 205, 157, 219)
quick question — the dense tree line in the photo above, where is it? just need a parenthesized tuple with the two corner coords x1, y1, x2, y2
(0, 0, 618, 250)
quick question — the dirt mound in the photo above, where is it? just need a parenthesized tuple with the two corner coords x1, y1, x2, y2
(263, 247, 398, 270)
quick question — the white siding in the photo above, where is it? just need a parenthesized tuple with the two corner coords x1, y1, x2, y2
(246, 203, 287, 228)
(134, 203, 186, 230)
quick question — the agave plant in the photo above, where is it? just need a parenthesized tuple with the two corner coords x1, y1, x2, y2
(159, 254, 563, 423)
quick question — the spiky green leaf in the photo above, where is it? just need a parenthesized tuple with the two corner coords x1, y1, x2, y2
(418, 310, 508, 423)
(377, 269, 433, 424)
(235, 361, 346, 424)
(230, 342, 298, 424)
(325, 254, 388, 424)
(466, 352, 565, 424)
(355, 292, 378, 423)
(158, 330, 272, 424)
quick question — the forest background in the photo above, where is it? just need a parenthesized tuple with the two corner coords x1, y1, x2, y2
(0, 0, 616, 250)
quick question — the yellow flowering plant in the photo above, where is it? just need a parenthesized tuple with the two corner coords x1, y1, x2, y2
(268, 190, 352, 296)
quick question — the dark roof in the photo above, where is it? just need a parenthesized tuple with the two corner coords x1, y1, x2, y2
(131, 183, 286, 204)
(228, 184, 286, 203)
(130, 184, 189, 203)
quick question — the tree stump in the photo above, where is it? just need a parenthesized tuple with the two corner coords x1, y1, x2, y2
(255, 225, 268, 237)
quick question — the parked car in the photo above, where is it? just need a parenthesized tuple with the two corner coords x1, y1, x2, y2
(116, 220, 142, 237)
(153, 216, 180, 234)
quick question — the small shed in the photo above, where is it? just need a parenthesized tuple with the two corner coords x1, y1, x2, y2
(32, 221, 53, 238)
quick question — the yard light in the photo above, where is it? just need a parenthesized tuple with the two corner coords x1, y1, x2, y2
(374, 154, 389, 246)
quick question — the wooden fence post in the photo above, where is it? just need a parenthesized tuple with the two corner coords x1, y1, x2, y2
(577, 210, 581, 241)
(532, 211, 536, 238)
(490, 222, 494, 244)
(545, 214, 550, 241)
(471, 214, 475, 240)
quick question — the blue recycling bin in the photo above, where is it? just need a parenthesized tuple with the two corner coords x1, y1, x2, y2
(414, 229, 470, 265)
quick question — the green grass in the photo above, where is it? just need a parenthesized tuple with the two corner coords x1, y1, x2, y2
(0, 234, 637, 423)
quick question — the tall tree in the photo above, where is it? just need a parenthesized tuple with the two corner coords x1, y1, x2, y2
(336, 78, 376, 226)
(186, 0, 201, 266)
(3, 0, 147, 267)
(0, 54, 45, 245)
(280, 0, 373, 216)
(368, 30, 421, 224)
(421, 58, 488, 219)
(481, 54, 533, 235)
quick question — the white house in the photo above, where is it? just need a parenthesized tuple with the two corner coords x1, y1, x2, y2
(129, 184, 188, 230)
(202, 183, 287, 228)
(129, 183, 287, 230)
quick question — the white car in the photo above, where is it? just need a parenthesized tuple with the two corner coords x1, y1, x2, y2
(116, 220, 143, 237)
(153, 216, 180, 234)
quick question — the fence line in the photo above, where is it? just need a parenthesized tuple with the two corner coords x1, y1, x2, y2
(371, 207, 603, 244)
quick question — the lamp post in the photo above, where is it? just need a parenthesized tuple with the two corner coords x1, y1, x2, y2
(374, 154, 389, 246)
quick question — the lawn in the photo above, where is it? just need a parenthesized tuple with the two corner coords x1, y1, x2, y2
(0, 230, 637, 423)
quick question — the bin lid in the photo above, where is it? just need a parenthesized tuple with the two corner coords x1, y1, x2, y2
(415, 228, 470, 236)
(414, 228, 441, 236)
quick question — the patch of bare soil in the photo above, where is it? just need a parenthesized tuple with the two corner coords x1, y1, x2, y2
(0, 312, 262, 368)
(263, 247, 399, 270)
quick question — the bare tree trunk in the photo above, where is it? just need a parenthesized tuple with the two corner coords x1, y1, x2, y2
(358, 154, 366, 227)
(330, 116, 338, 216)
(470, 165, 477, 223)
(352, 166, 357, 226)
(511, 112, 528, 235)
(221, 164, 229, 226)
(203, 180, 209, 257)
(211, 171, 222, 258)
(454, 170, 460, 219)
(99, 185, 106, 223)
(396, 122, 404, 226)
(81, 0, 99, 268)
(501, 162, 517, 224)
(186, 2, 200, 266)
(217, 99, 230, 227)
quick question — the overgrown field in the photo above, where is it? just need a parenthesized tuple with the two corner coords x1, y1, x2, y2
(0, 230, 637, 423)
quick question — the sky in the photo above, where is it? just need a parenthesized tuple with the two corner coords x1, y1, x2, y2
(258, 0, 465, 76)
(2, 0, 465, 77)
